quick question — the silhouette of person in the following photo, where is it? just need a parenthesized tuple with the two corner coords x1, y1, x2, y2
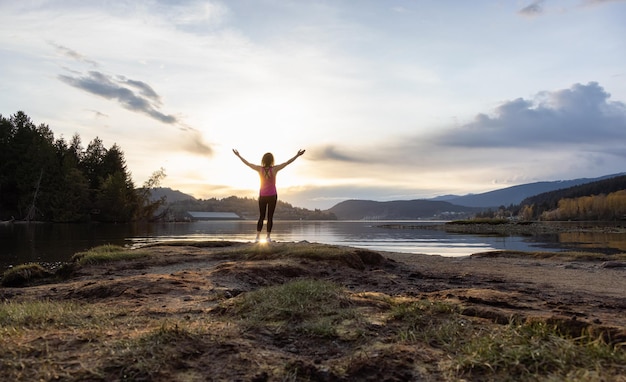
(233, 149, 305, 243)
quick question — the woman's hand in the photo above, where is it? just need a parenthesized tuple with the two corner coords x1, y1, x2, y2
(297, 149, 305, 156)
(232, 149, 240, 157)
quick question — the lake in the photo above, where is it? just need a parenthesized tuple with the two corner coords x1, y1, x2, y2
(2, 220, 626, 271)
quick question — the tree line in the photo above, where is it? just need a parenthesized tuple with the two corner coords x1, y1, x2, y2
(0, 111, 164, 222)
(539, 190, 626, 221)
(163, 195, 337, 221)
(1, 111, 335, 223)
(476, 174, 626, 221)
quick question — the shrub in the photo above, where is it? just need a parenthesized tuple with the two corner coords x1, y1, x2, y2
(1, 263, 51, 287)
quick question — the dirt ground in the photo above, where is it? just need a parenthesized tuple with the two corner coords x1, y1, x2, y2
(382, 250, 626, 328)
(2, 241, 625, 381)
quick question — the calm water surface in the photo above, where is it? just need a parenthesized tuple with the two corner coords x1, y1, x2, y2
(2, 220, 625, 271)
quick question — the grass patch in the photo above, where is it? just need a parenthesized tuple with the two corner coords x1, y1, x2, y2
(0, 300, 116, 330)
(389, 299, 626, 381)
(0, 300, 200, 381)
(223, 279, 359, 337)
(0, 300, 115, 381)
(71, 244, 149, 265)
(232, 242, 349, 259)
(390, 299, 469, 346)
(105, 322, 208, 381)
(229, 242, 385, 270)
(144, 240, 241, 248)
(452, 321, 626, 381)
(1, 263, 51, 287)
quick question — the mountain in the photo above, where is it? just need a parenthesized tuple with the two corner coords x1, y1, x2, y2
(148, 187, 196, 203)
(325, 173, 626, 220)
(147, 174, 625, 219)
(429, 194, 462, 202)
(520, 174, 626, 210)
(327, 199, 480, 220)
(442, 173, 625, 208)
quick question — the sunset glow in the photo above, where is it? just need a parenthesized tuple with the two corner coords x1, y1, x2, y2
(2, 1, 625, 209)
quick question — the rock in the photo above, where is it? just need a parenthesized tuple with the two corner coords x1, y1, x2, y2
(601, 261, 626, 269)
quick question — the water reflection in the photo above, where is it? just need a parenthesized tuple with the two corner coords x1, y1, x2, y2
(558, 231, 626, 252)
(2, 220, 625, 270)
(1, 223, 133, 266)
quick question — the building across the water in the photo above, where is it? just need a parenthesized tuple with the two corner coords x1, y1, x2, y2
(186, 211, 241, 221)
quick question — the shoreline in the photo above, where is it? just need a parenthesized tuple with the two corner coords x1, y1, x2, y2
(380, 220, 626, 234)
(1, 240, 625, 381)
(3, 220, 626, 272)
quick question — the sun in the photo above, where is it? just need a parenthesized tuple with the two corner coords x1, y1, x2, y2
(159, 143, 316, 203)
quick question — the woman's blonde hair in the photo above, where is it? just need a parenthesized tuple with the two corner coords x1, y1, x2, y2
(261, 152, 274, 167)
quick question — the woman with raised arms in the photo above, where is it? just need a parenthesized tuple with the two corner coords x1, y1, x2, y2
(233, 149, 305, 243)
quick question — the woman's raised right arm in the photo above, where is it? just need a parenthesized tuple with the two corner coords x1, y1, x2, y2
(233, 149, 260, 171)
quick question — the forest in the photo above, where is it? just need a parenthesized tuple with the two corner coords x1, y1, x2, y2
(537, 190, 626, 221)
(0, 111, 336, 223)
(0, 111, 163, 222)
(517, 175, 626, 221)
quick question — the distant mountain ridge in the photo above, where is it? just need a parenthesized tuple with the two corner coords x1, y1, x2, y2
(149, 187, 197, 203)
(149, 173, 625, 220)
(441, 173, 625, 208)
(327, 199, 480, 220)
(326, 173, 625, 220)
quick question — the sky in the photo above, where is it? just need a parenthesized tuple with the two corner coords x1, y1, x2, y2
(1, 0, 626, 210)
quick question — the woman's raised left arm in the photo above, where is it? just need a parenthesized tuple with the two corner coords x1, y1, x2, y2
(274, 149, 305, 171)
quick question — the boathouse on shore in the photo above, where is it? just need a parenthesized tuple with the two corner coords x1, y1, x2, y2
(186, 211, 241, 221)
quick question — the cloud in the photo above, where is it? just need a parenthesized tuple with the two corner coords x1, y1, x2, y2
(518, 0, 545, 17)
(433, 82, 626, 149)
(55, 44, 213, 156)
(49, 42, 98, 67)
(86, 109, 108, 119)
(581, 0, 626, 5)
(305, 82, 626, 193)
(518, 0, 625, 16)
(59, 70, 179, 125)
(310, 145, 370, 163)
(123, 78, 161, 104)
(182, 130, 213, 156)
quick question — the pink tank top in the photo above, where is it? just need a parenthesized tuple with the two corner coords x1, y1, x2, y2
(259, 166, 277, 196)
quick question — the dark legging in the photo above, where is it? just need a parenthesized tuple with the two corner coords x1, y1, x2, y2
(257, 194, 278, 232)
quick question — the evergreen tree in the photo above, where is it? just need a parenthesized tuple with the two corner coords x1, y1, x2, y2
(81, 137, 107, 191)
(96, 171, 136, 222)
(134, 168, 167, 221)
(0, 111, 163, 222)
(9, 112, 58, 219)
(0, 114, 18, 219)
